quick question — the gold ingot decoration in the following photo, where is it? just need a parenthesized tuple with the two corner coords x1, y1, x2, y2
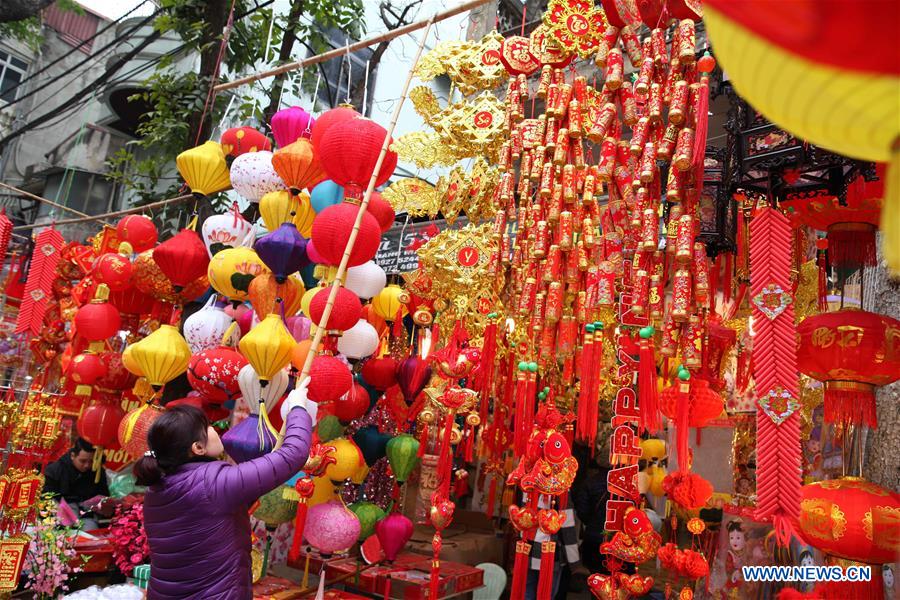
(382, 178, 441, 218)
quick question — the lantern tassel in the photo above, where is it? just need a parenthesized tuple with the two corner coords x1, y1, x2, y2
(692, 74, 710, 181)
(429, 532, 442, 600)
(287, 499, 309, 565)
(827, 224, 877, 270)
(817, 248, 829, 312)
(486, 477, 497, 518)
(676, 381, 691, 472)
(417, 422, 428, 458)
(509, 540, 531, 600)
(823, 383, 877, 428)
(639, 337, 660, 435)
(537, 541, 556, 600)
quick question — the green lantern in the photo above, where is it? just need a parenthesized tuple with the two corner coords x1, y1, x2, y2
(317, 415, 345, 442)
(254, 485, 298, 526)
(349, 501, 386, 541)
(386, 434, 420, 483)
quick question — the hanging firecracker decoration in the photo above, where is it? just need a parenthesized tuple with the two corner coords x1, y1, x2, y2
(15, 227, 65, 336)
(0, 209, 13, 267)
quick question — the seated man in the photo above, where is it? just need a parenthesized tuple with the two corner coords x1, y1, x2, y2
(43, 438, 110, 529)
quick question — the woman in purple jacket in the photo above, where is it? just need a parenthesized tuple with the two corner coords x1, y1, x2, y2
(134, 383, 315, 600)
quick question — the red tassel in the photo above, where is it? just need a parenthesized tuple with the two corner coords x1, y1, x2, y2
(823, 384, 877, 428)
(383, 575, 392, 600)
(509, 540, 531, 600)
(676, 380, 691, 472)
(692, 75, 710, 181)
(827, 224, 877, 269)
(474, 320, 498, 421)
(392, 307, 405, 339)
(486, 478, 497, 517)
(417, 422, 429, 458)
(537, 541, 556, 600)
(639, 337, 660, 434)
(577, 329, 595, 443)
(817, 248, 829, 312)
(287, 499, 309, 564)
(514, 369, 527, 455)
(430, 532, 442, 600)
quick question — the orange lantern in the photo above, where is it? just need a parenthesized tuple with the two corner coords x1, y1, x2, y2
(272, 139, 326, 195)
(797, 309, 900, 427)
(799, 477, 900, 565)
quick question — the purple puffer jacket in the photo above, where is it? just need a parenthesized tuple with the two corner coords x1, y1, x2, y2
(144, 408, 313, 600)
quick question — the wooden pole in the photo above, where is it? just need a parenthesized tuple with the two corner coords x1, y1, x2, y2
(213, 0, 490, 93)
(295, 18, 437, 397)
(0, 180, 98, 221)
(12, 194, 194, 232)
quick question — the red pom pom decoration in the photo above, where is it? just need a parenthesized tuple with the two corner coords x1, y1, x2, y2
(310, 202, 381, 267)
(152, 228, 210, 290)
(662, 470, 714, 510)
(334, 383, 370, 423)
(361, 356, 398, 390)
(308, 286, 361, 332)
(367, 192, 395, 232)
(308, 355, 352, 402)
(116, 215, 157, 253)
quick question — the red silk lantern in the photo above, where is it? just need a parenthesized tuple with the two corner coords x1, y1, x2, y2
(310, 106, 359, 151)
(118, 404, 165, 458)
(361, 356, 398, 391)
(92, 252, 133, 291)
(366, 192, 395, 232)
(77, 401, 125, 448)
(272, 139, 326, 195)
(152, 229, 210, 291)
(797, 309, 900, 428)
(187, 346, 248, 403)
(315, 118, 397, 197)
(68, 353, 108, 396)
(308, 355, 353, 403)
(334, 383, 370, 423)
(116, 215, 157, 253)
(310, 202, 381, 267)
(74, 285, 121, 349)
(220, 126, 271, 157)
(308, 286, 361, 332)
(799, 477, 900, 565)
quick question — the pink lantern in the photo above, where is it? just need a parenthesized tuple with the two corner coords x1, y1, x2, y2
(270, 106, 315, 148)
(375, 513, 413, 562)
(304, 500, 361, 555)
(284, 315, 311, 342)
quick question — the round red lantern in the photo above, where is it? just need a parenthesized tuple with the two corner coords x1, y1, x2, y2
(186, 346, 248, 403)
(310, 106, 359, 151)
(799, 477, 900, 564)
(118, 403, 165, 459)
(94, 351, 137, 392)
(366, 192, 395, 232)
(316, 118, 398, 198)
(311, 203, 381, 267)
(308, 355, 353, 403)
(308, 286, 362, 332)
(108, 284, 155, 317)
(116, 215, 158, 253)
(74, 285, 122, 349)
(797, 309, 900, 427)
(68, 353, 108, 396)
(92, 252, 133, 292)
(78, 401, 125, 448)
(334, 383, 370, 423)
(152, 228, 210, 291)
(361, 356, 398, 391)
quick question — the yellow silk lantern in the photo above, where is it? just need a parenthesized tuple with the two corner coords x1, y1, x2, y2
(292, 192, 315, 238)
(238, 313, 296, 381)
(371, 284, 407, 321)
(309, 475, 336, 507)
(324, 438, 365, 483)
(207, 246, 270, 302)
(121, 343, 143, 377)
(126, 325, 191, 388)
(259, 191, 298, 232)
(176, 141, 232, 198)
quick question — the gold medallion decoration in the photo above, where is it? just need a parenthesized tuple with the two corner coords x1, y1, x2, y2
(382, 178, 441, 218)
(415, 33, 507, 95)
(863, 506, 900, 550)
(500, 36, 540, 76)
(543, 0, 607, 58)
(799, 498, 846, 542)
(529, 24, 573, 68)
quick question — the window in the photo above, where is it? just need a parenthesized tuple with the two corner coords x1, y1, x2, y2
(0, 51, 29, 104)
(44, 4, 100, 54)
(313, 28, 375, 113)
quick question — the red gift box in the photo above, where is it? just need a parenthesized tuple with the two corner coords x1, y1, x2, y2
(253, 576, 304, 600)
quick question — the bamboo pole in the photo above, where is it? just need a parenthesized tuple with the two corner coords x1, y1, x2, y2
(213, 0, 491, 93)
(12, 193, 194, 232)
(294, 18, 437, 399)
(0, 180, 98, 221)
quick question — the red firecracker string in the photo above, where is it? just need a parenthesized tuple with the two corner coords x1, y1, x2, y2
(15, 228, 64, 336)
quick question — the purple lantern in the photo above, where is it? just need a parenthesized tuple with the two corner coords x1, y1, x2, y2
(222, 414, 275, 463)
(270, 106, 315, 148)
(255, 223, 308, 283)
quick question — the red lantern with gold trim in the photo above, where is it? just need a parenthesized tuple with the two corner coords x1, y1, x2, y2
(68, 353, 108, 397)
(116, 215, 157, 253)
(797, 309, 900, 428)
(220, 126, 271, 157)
(77, 401, 124, 449)
(92, 252, 133, 292)
(799, 477, 900, 565)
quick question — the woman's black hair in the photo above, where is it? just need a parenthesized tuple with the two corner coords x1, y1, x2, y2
(133, 405, 209, 487)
